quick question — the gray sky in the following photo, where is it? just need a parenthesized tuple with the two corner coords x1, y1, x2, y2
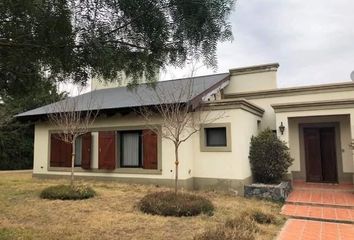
(162, 0, 354, 87)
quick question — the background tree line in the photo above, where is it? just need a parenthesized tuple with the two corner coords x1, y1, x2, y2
(0, 0, 234, 169)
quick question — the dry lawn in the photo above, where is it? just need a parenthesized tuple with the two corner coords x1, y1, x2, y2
(0, 172, 286, 240)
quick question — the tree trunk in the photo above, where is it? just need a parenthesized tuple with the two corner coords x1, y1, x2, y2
(174, 144, 179, 194)
(71, 137, 76, 187)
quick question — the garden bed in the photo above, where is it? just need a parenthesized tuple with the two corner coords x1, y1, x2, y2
(244, 181, 292, 202)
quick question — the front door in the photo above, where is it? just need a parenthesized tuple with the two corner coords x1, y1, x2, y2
(304, 127, 338, 183)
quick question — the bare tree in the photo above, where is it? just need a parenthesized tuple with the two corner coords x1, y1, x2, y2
(137, 78, 224, 194)
(46, 87, 100, 186)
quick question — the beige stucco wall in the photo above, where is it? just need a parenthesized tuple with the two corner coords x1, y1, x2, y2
(223, 71, 277, 94)
(222, 69, 354, 180)
(245, 89, 354, 131)
(33, 108, 260, 183)
(193, 109, 260, 180)
(34, 113, 190, 180)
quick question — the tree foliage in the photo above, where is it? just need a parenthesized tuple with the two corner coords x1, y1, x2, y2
(0, 0, 234, 87)
(0, 0, 234, 169)
(0, 79, 64, 170)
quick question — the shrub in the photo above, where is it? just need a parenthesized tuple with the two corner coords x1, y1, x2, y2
(139, 191, 214, 217)
(249, 129, 293, 184)
(40, 185, 96, 200)
(194, 216, 259, 240)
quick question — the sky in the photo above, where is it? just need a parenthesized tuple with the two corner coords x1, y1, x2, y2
(162, 0, 354, 87)
(63, 0, 354, 94)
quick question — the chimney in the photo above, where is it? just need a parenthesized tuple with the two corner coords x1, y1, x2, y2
(223, 63, 279, 94)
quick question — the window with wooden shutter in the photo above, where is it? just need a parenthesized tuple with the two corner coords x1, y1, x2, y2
(74, 136, 82, 166)
(142, 130, 158, 169)
(81, 133, 92, 169)
(50, 134, 72, 167)
(98, 131, 116, 170)
(120, 131, 141, 167)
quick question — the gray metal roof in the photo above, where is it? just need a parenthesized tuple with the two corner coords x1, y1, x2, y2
(17, 72, 229, 118)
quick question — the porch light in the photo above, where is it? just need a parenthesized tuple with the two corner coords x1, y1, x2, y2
(279, 122, 285, 135)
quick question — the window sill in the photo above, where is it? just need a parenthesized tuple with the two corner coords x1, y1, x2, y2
(200, 146, 232, 152)
(48, 167, 162, 175)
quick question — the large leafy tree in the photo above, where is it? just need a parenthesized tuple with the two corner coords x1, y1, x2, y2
(0, 0, 234, 87)
(0, 0, 234, 169)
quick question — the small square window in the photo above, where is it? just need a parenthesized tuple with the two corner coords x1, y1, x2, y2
(200, 123, 231, 152)
(205, 127, 227, 147)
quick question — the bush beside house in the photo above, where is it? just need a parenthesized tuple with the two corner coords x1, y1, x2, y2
(249, 129, 293, 184)
(245, 129, 293, 201)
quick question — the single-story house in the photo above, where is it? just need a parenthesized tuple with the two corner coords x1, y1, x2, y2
(17, 63, 354, 194)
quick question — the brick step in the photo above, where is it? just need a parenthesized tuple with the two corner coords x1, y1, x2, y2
(285, 201, 354, 209)
(281, 204, 354, 224)
(277, 219, 354, 240)
(293, 187, 353, 193)
(293, 182, 354, 192)
(286, 190, 354, 208)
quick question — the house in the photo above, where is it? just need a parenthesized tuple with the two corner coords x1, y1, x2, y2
(17, 63, 354, 195)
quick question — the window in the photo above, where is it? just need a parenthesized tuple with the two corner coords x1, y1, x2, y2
(205, 127, 227, 147)
(74, 136, 82, 167)
(118, 130, 158, 169)
(200, 123, 231, 152)
(120, 131, 142, 167)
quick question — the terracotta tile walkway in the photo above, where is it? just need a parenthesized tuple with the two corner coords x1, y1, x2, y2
(278, 219, 354, 240)
(282, 204, 354, 223)
(293, 181, 354, 192)
(286, 190, 354, 207)
(277, 182, 354, 240)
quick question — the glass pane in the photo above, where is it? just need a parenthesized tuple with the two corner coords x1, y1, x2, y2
(206, 127, 227, 147)
(122, 132, 140, 166)
(75, 136, 82, 166)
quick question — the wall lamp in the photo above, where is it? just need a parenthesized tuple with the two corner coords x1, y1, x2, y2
(279, 122, 285, 135)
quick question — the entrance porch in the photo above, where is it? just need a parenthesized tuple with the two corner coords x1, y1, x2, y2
(272, 99, 354, 184)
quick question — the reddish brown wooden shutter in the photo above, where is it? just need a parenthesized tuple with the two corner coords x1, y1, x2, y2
(50, 134, 72, 167)
(50, 134, 61, 167)
(81, 133, 92, 169)
(98, 131, 116, 170)
(142, 130, 158, 169)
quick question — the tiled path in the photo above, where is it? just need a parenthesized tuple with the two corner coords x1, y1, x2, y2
(278, 182, 354, 240)
(278, 219, 354, 240)
(282, 204, 354, 223)
(286, 190, 354, 208)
